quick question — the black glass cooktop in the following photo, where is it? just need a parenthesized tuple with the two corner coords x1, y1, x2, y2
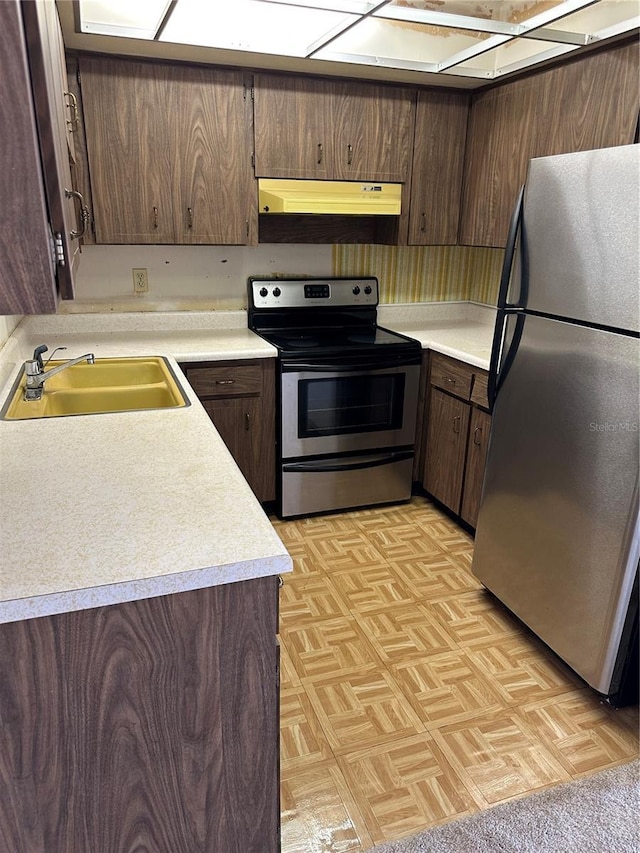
(255, 325, 421, 361)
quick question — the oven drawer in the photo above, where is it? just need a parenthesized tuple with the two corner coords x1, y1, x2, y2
(281, 451, 413, 518)
(186, 364, 263, 398)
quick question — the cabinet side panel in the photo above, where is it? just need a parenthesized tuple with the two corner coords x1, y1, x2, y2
(0, 580, 279, 853)
(0, 0, 56, 314)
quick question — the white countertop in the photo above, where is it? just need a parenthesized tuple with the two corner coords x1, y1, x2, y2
(0, 313, 286, 624)
(0, 302, 495, 624)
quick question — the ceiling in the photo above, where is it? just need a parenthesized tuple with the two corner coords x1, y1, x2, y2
(58, 1, 639, 90)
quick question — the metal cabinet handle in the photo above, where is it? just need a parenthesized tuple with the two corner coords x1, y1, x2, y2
(421, 212, 426, 233)
(64, 189, 89, 239)
(444, 376, 456, 385)
(187, 207, 193, 229)
(317, 142, 323, 164)
(473, 426, 482, 446)
(216, 379, 235, 385)
(152, 206, 159, 228)
(347, 143, 353, 165)
(453, 415, 461, 434)
(245, 412, 251, 431)
(64, 91, 79, 131)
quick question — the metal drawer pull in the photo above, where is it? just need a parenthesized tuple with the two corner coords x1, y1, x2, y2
(453, 415, 461, 434)
(187, 207, 193, 229)
(347, 143, 353, 165)
(474, 426, 482, 445)
(65, 189, 89, 239)
(64, 91, 79, 131)
(317, 142, 323, 164)
(421, 212, 426, 232)
(444, 376, 456, 385)
(153, 206, 158, 228)
(245, 412, 251, 431)
(216, 379, 235, 385)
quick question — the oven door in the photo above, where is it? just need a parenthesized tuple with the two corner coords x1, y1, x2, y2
(281, 360, 420, 459)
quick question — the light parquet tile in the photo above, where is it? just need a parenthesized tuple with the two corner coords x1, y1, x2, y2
(519, 691, 640, 776)
(424, 589, 521, 647)
(281, 762, 372, 853)
(303, 670, 425, 755)
(358, 604, 459, 665)
(466, 635, 583, 706)
(331, 564, 418, 612)
(280, 686, 334, 774)
(432, 711, 571, 806)
(280, 574, 351, 627)
(361, 523, 446, 563)
(274, 497, 639, 851)
(391, 554, 481, 601)
(281, 616, 382, 681)
(391, 650, 505, 730)
(338, 733, 478, 844)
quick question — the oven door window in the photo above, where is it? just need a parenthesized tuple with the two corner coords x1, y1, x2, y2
(299, 373, 405, 438)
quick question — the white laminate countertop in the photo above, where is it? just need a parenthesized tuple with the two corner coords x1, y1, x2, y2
(0, 302, 495, 624)
(0, 312, 286, 624)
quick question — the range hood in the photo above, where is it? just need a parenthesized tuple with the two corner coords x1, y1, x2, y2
(258, 179, 402, 216)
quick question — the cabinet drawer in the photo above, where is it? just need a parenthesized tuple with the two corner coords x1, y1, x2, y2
(186, 364, 263, 398)
(430, 353, 473, 400)
(470, 370, 489, 410)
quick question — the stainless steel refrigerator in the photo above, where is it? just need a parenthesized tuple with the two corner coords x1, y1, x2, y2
(472, 144, 639, 706)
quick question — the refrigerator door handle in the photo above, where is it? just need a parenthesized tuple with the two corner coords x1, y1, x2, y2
(498, 184, 525, 311)
(488, 310, 526, 412)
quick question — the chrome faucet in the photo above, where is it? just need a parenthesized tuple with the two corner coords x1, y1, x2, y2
(24, 345, 95, 401)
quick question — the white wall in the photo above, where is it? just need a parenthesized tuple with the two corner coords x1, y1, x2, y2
(70, 244, 333, 310)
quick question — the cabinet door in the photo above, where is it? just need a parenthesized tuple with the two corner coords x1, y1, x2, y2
(253, 74, 332, 179)
(80, 57, 175, 243)
(423, 388, 470, 513)
(331, 82, 414, 182)
(460, 74, 542, 248)
(408, 91, 469, 245)
(460, 407, 491, 528)
(202, 397, 270, 502)
(0, 0, 57, 313)
(460, 43, 639, 248)
(172, 67, 254, 244)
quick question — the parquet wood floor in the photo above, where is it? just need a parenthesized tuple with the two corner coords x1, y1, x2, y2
(273, 496, 639, 852)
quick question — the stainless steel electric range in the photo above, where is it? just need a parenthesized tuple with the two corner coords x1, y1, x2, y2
(248, 276, 421, 518)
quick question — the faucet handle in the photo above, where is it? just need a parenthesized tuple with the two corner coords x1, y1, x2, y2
(32, 345, 48, 371)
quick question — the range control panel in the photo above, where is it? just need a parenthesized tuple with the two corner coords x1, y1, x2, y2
(249, 277, 378, 309)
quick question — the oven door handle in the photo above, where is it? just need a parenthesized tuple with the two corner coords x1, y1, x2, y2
(282, 450, 413, 473)
(282, 358, 418, 373)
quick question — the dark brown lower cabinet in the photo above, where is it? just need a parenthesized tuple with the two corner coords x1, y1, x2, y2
(0, 577, 280, 853)
(183, 359, 276, 503)
(424, 387, 470, 511)
(421, 352, 492, 528)
(460, 407, 492, 527)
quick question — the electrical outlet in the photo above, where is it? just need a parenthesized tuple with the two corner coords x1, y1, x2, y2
(133, 268, 149, 293)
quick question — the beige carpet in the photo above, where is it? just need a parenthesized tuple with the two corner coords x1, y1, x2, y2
(371, 760, 640, 853)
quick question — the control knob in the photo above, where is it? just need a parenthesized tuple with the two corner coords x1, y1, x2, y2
(259, 287, 268, 297)
(352, 286, 361, 295)
(273, 286, 281, 297)
(364, 285, 372, 295)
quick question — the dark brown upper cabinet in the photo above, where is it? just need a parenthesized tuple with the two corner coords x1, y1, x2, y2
(408, 90, 469, 245)
(0, 0, 82, 314)
(253, 73, 415, 183)
(460, 42, 640, 248)
(79, 57, 256, 245)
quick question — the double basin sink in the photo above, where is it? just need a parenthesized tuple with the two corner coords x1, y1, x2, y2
(2, 356, 189, 420)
